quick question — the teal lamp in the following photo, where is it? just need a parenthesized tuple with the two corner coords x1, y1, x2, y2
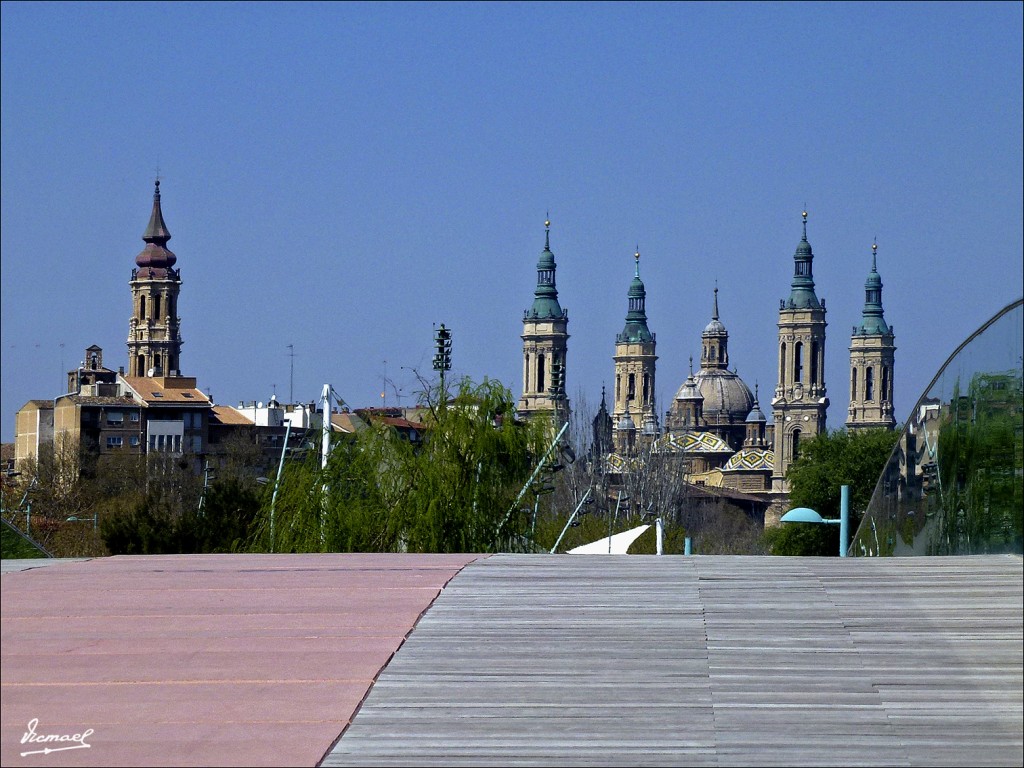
(780, 485, 850, 557)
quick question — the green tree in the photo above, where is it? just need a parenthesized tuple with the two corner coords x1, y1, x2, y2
(765, 428, 900, 556)
(250, 376, 550, 553)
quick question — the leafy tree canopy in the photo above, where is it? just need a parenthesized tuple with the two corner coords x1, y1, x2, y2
(766, 428, 900, 556)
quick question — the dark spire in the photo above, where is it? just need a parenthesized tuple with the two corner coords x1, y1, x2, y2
(618, 248, 653, 343)
(855, 240, 890, 335)
(135, 179, 177, 271)
(525, 215, 566, 320)
(702, 285, 729, 369)
(785, 208, 820, 310)
(143, 179, 171, 243)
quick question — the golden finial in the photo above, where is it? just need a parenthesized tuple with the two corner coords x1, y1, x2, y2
(872, 239, 878, 254)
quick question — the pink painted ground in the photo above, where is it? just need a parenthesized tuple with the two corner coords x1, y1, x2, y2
(0, 553, 480, 767)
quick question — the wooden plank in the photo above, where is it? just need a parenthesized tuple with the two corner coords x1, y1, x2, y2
(325, 554, 1023, 767)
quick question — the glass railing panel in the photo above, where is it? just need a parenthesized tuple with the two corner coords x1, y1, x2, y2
(852, 299, 1023, 556)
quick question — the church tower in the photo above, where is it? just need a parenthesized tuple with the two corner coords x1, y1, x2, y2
(612, 250, 658, 452)
(772, 211, 829, 492)
(846, 241, 896, 431)
(518, 218, 569, 420)
(127, 180, 183, 377)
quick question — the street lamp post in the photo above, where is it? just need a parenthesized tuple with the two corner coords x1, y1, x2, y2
(780, 484, 850, 557)
(550, 488, 594, 554)
(66, 514, 97, 531)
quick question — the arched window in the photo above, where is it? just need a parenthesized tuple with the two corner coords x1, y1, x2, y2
(881, 366, 890, 401)
(537, 354, 545, 393)
(866, 367, 874, 401)
(627, 373, 636, 400)
(642, 373, 650, 405)
(792, 429, 801, 460)
(794, 342, 803, 383)
(136, 354, 144, 376)
(780, 343, 786, 384)
(810, 341, 819, 385)
(616, 374, 621, 403)
(139, 295, 146, 320)
(851, 368, 858, 401)
(153, 354, 162, 374)
(154, 294, 162, 320)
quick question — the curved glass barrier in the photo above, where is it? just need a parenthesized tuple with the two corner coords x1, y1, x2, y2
(852, 298, 1023, 556)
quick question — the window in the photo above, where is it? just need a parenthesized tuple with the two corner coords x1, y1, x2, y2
(810, 342, 819, 385)
(881, 366, 889, 401)
(851, 369, 858, 401)
(152, 392, 163, 398)
(866, 367, 875, 401)
(794, 342, 803, 383)
(106, 436, 123, 448)
(139, 295, 146, 320)
(182, 393, 193, 399)
(130, 412, 140, 422)
(627, 373, 636, 400)
(791, 429, 801, 460)
(107, 411, 123, 425)
(129, 436, 140, 447)
(537, 354, 545, 392)
(154, 294, 162, 320)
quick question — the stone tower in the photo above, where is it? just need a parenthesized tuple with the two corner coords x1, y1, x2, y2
(127, 180, 183, 378)
(518, 218, 569, 420)
(772, 211, 829, 492)
(846, 242, 896, 431)
(613, 250, 658, 452)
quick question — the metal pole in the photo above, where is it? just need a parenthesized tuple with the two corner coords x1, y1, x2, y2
(494, 421, 570, 544)
(840, 484, 849, 558)
(609, 493, 622, 554)
(550, 488, 592, 554)
(684, 536, 692, 556)
(269, 420, 292, 553)
(655, 518, 663, 555)
(321, 384, 331, 549)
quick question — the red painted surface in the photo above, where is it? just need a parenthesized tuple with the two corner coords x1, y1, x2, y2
(0, 553, 480, 767)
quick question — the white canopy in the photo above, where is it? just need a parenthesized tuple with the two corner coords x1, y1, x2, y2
(568, 524, 650, 555)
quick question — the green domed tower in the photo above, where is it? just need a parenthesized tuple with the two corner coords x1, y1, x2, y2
(847, 241, 896, 431)
(772, 210, 829, 492)
(518, 218, 570, 420)
(613, 249, 658, 452)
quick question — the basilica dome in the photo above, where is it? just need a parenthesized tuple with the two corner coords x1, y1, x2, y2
(690, 368, 754, 425)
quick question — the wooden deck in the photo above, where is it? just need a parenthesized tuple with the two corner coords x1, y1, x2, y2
(325, 554, 1023, 767)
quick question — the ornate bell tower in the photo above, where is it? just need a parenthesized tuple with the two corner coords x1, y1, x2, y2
(613, 249, 658, 452)
(127, 180, 183, 378)
(518, 218, 569, 420)
(772, 210, 829, 492)
(847, 241, 896, 431)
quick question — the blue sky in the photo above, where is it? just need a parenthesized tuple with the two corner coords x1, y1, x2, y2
(2, 1, 1022, 443)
